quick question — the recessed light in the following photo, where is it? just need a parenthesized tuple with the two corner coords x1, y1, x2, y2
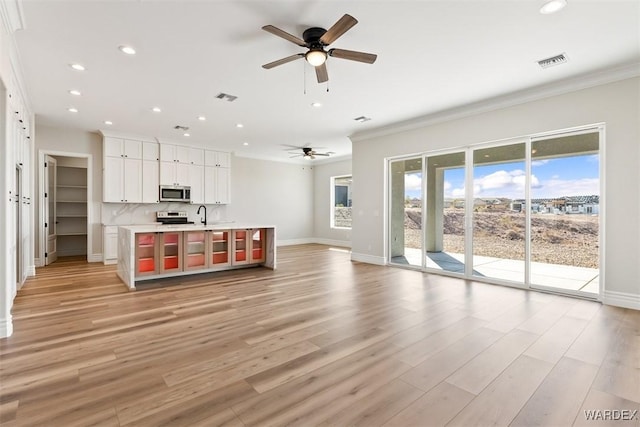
(152, 107, 161, 113)
(242, 142, 249, 146)
(119, 45, 136, 55)
(540, 0, 567, 14)
(68, 107, 78, 113)
(311, 102, 322, 108)
(183, 133, 190, 137)
(70, 63, 85, 71)
(104, 120, 113, 125)
(197, 116, 206, 121)
(69, 89, 81, 96)
(236, 123, 244, 128)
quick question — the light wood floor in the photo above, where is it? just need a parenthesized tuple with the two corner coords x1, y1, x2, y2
(1, 245, 638, 426)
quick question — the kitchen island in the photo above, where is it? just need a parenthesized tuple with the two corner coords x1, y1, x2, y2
(117, 224, 275, 289)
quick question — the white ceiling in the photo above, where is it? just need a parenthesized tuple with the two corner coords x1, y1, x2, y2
(14, 0, 640, 163)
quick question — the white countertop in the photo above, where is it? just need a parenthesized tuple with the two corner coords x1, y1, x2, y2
(118, 222, 275, 233)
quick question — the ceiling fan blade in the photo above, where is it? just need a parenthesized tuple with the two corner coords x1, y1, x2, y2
(289, 154, 304, 158)
(328, 48, 377, 64)
(319, 14, 358, 45)
(314, 153, 331, 156)
(315, 63, 329, 83)
(262, 25, 306, 47)
(262, 54, 304, 69)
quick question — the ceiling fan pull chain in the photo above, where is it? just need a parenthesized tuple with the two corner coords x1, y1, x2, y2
(303, 61, 307, 95)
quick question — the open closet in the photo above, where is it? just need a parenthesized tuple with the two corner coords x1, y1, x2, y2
(44, 155, 88, 264)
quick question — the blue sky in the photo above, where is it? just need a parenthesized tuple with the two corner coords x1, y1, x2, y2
(404, 154, 599, 199)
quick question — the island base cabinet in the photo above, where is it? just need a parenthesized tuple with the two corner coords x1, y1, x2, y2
(135, 233, 159, 277)
(184, 231, 208, 271)
(160, 232, 183, 273)
(210, 230, 231, 267)
(250, 228, 266, 263)
(232, 228, 266, 265)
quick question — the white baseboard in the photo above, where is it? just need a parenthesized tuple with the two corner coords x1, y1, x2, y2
(34, 258, 43, 267)
(27, 265, 35, 276)
(313, 238, 352, 248)
(103, 259, 117, 265)
(0, 316, 13, 338)
(603, 290, 640, 310)
(87, 253, 103, 263)
(277, 238, 316, 247)
(351, 252, 387, 266)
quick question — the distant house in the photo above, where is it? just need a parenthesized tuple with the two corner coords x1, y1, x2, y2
(565, 195, 600, 214)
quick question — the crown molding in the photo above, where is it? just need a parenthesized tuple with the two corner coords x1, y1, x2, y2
(0, 0, 25, 35)
(351, 62, 640, 143)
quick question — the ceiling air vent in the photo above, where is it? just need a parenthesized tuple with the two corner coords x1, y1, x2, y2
(537, 53, 568, 69)
(215, 92, 238, 102)
(174, 125, 189, 131)
(354, 116, 372, 123)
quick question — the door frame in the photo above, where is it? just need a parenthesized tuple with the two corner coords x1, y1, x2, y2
(38, 150, 93, 266)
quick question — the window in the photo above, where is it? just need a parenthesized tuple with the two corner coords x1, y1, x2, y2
(331, 175, 352, 229)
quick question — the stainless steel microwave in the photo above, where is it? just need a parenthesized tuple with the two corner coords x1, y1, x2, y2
(159, 185, 191, 203)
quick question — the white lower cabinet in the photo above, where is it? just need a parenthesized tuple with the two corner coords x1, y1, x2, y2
(103, 226, 118, 264)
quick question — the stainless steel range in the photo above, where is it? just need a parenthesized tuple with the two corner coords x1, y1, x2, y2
(156, 211, 194, 225)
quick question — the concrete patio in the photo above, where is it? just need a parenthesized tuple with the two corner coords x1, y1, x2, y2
(392, 248, 599, 295)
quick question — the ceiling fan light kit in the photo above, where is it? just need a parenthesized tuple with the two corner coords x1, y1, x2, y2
(305, 49, 327, 66)
(540, 0, 567, 14)
(262, 14, 377, 84)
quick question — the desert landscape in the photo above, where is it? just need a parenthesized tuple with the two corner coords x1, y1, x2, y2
(404, 208, 599, 268)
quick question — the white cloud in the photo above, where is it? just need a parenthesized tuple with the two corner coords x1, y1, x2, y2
(444, 170, 595, 199)
(405, 173, 422, 192)
(533, 178, 600, 198)
(471, 169, 539, 198)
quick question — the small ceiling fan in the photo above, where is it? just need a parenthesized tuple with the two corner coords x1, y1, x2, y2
(262, 14, 377, 83)
(289, 147, 334, 160)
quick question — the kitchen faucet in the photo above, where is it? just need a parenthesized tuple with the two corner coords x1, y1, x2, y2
(197, 205, 207, 226)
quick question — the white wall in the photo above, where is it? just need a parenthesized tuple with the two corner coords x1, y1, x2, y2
(228, 156, 314, 243)
(313, 159, 352, 247)
(34, 125, 102, 259)
(351, 77, 640, 308)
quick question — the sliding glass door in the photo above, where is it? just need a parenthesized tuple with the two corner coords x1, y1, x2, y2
(529, 131, 600, 296)
(389, 157, 423, 268)
(424, 151, 466, 274)
(472, 143, 526, 284)
(387, 126, 602, 300)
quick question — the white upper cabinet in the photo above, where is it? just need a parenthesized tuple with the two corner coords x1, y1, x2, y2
(142, 141, 159, 161)
(205, 150, 230, 168)
(188, 147, 204, 166)
(103, 135, 230, 205)
(104, 137, 142, 159)
(160, 143, 190, 163)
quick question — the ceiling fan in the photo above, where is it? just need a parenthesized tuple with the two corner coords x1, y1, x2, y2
(262, 14, 377, 83)
(289, 147, 334, 160)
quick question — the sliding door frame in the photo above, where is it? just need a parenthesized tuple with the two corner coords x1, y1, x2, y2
(386, 123, 605, 301)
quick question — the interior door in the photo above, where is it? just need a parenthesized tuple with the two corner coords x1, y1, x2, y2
(45, 156, 58, 265)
